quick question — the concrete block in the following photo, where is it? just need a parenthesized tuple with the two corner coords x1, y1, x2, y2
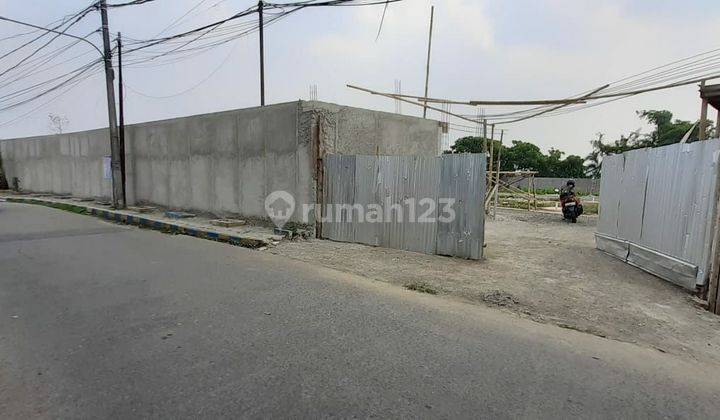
(165, 211, 196, 219)
(127, 205, 157, 213)
(210, 219, 246, 227)
(273, 227, 292, 238)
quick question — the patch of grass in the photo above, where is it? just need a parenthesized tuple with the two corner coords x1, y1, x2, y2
(65, 205, 87, 214)
(497, 198, 599, 215)
(404, 282, 438, 295)
(481, 290, 519, 306)
(498, 199, 556, 210)
(582, 202, 598, 215)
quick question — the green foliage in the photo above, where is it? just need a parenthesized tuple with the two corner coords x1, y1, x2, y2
(448, 108, 716, 180)
(447, 136, 487, 154)
(446, 137, 586, 178)
(586, 109, 716, 178)
(404, 282, 438, 295)
(500, 141, 545, 173)
(0, 150, 7, 190)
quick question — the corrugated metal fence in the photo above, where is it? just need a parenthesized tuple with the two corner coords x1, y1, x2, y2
(322, 154, 486, 259)
(596, 140, 720, 289)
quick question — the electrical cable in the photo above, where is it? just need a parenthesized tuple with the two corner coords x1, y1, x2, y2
(123, 38, 237, 98)
(154, 0, 210, 37)
(0, 70, 99, 128)
(0, 9, 99, 78)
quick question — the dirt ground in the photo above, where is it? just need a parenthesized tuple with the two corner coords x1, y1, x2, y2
(271, 208, 720, 366)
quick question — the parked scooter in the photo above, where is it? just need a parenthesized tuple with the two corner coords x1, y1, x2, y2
(558, 180, 583, 223)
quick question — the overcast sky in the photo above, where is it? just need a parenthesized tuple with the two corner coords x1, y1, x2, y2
(1, 0, 719, 157)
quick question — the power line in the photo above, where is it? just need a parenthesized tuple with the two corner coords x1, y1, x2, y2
(107, 0, 157, 7)
(121, 11, 289, 68)
(123, 0, 401, 55)
(362, 44, 720, 125)
(0, 12, 102, 79)
(0, 60, 102, 112)
(0, 7, 96, 63)
(0, 69, 99, 128)
(0, 0, 402, 118)
(122, 5, 261, 55)
(123, 39, 237, 99)
(154, 0, 211, 37)
(0, 32, 98, 90)
(0, 59, 100, 102)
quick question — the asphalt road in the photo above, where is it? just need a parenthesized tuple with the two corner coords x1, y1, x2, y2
(1, 201, 719, 418)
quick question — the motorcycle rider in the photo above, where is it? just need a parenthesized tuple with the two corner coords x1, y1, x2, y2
(559, 179, 583, 222)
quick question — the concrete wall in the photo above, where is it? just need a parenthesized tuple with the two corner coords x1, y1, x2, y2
(1, 101, 441, 223)
(0, 129, 112, 198)
(301, 101, 441, 157)
(125, 102, 310, 221)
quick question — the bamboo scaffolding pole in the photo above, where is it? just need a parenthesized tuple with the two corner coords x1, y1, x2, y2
(493, 130, 503, 218)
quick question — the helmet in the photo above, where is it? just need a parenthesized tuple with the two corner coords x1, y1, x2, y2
(566, 179, 576, 187)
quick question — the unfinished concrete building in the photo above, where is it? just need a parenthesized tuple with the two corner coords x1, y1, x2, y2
(0, 101, 442, 228)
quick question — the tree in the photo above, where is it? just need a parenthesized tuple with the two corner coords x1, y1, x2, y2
(585, 131, 640, 178)
(0, 149, 7, 190)
(557, 155, 586, 179)
(500, 141, 545, 173)
(543, 148, 564, 177)
(585, 133, 605, 179)
(447, 136, 487, 154)
(637, 110, 710, 146)
(447, 138, 589, 178)
(585, 109, 716, 178)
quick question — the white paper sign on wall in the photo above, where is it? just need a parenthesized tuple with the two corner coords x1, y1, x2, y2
(103, 156, 112, 180)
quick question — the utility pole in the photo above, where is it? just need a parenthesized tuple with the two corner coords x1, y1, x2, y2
(117, 32, 126, 205)
(422, 6, 434, 118)
(99, 0, 124, 208)
(258, 0, 265, 106)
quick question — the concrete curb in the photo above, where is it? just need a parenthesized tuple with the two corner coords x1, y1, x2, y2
(3, 196, 268, 249)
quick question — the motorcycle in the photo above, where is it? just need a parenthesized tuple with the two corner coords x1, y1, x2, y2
(558, 180, 583, 223)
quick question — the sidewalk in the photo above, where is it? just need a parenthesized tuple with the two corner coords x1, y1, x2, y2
(0, 192, 284, 249)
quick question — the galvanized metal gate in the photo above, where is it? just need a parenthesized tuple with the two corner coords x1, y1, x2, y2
(322, 154, 486, 259)
(596, 139, 720, 289)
